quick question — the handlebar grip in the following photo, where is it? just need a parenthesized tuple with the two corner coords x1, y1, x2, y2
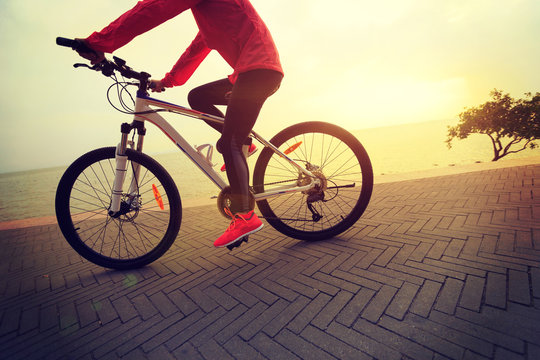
(56, 37, 77, 48)
(56, 37, 96, 54)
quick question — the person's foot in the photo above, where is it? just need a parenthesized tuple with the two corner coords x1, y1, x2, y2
(220, 143, 257, 172)
(214, 209, 263, 248)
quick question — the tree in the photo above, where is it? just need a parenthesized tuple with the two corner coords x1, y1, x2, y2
(447, 89, 540, 161)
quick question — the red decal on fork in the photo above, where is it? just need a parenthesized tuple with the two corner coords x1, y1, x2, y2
(152, 184, 164, 210)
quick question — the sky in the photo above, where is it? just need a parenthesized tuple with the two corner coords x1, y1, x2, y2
(0, 0, 539, 173)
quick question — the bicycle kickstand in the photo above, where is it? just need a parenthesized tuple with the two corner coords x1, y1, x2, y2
(227, 236, 249, 251)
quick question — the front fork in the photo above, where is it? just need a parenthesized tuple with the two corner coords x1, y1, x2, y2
(108, 121, 146, 217)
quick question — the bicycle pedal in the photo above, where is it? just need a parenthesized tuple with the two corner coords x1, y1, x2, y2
(226, 236, 249, 251)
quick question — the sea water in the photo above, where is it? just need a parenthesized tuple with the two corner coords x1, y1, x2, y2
(0, 119, 538, 222)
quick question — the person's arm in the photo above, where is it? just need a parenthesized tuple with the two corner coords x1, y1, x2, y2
(85, 0, 201, 53)
(160, 31, 211, 88)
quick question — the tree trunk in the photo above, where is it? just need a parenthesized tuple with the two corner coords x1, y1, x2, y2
(489, 134, 502, 161)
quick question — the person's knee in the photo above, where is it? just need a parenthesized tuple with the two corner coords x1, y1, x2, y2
(187, 89, 202, 108)
(216, 137, 226, 154)
(217, 135, 244, 155)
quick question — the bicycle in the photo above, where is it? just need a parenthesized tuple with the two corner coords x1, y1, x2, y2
(54, 37, 374, 270)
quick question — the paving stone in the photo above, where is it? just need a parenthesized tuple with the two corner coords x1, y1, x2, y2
(385, 282, 420, 320)
(287, 293, 332, 334)
(191, 304, 247, 347)
(18, 306, 40, 335)
(293, 273, 340, 296)
(186, 287, 218, 313)
(430, 310, 524, 354)
(222, 336, 265, 360)
(336, 287, 375, 327)
(353, 317, 434, 360)
(410, 280, 442, 318)
(408, 313, 493, 358)
(249, 332, 301, 360)
(508, 270, 531, 305)
(379, 315, 465, 360)
(197, 339, 235, 360)
(275, 328, 335, 360)
(0, 307, 21, 335)
(204, 285, 239, 311)
(274, 276, 319, 299)
(147, 345, 177, 360)
(434, 278, 463, 315)
(300, 325, 372, 360)
(112, 296, 138, 323)
(361, 284, 398, 323)
(327, 321, 402, 360)
(148, 291, 178, 318)
(1, 163, 539, 359)
(485, 272, 507, 308)
(531, 267, 540, 299)
(528, 343, 540, 360)
(262, 295, 310, 337)
(459, 275, 485, 312)
(214, 302, 267, 345)
(172, 342, 204, 360)
(240, 280, 279, 305)
(140, 311, 203, 353)
(76, 300, 98, 328)
(312, 290, 353, 330)
(494, 347, 524, 360)
(167, 289, 198, 316)
(165, 307, 227, 351)
(239, 299, 289, 341)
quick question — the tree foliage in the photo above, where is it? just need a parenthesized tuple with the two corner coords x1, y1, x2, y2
(447, 89, 540, 161)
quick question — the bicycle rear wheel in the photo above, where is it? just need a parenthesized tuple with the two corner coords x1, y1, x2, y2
(253, 121, 373, 241)
(55, 147, 181, 269)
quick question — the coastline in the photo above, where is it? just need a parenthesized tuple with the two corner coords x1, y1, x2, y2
(1, 155, 538, 231)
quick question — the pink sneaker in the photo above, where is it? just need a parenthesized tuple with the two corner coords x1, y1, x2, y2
(214, 209, 263, 248)
(220, 143, 258, 172)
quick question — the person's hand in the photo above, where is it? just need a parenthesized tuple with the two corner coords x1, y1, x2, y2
(74, 38, 105, 65)
(149, 79, 166, 93)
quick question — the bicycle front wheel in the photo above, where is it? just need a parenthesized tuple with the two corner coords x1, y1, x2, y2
(55, 147, 181, 269)
(253, 121, 373, 241)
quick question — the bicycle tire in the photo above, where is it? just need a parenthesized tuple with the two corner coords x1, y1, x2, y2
(253, 121, 373, 241)
(55, 147, 181, 269)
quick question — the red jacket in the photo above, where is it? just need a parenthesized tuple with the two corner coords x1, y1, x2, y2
(85, 0, 283, 86)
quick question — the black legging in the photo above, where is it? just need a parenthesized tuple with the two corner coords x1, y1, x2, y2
(188, 69, 283, 213)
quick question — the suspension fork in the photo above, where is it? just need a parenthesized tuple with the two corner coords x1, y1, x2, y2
(109, 121, 146, 216)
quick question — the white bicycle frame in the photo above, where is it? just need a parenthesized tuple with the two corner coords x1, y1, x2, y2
(109, 92, 319, 215)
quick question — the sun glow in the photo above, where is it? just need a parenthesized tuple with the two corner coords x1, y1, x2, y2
(0, 0, 539, 172)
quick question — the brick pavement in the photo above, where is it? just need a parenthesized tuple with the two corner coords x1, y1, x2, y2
(0, 163, 539, 360)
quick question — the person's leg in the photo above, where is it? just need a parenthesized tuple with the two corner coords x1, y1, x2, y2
(218, 69, 282, 213)
(188, 78, 232, 133)
(214, 69, 282, 248)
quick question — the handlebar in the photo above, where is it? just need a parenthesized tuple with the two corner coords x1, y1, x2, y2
(56, 36, 151, 92)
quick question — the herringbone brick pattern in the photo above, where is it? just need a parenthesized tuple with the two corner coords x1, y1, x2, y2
(0, 164, 539, 359)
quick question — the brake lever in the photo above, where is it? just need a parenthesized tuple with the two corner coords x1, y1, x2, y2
(74, 62, 115, 77)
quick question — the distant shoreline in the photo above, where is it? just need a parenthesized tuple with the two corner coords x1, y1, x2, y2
(1, 155, 538, 231)
(374, 154, 540, 183)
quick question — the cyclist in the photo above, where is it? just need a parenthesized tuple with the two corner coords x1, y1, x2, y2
(77, 0, 283, 249)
